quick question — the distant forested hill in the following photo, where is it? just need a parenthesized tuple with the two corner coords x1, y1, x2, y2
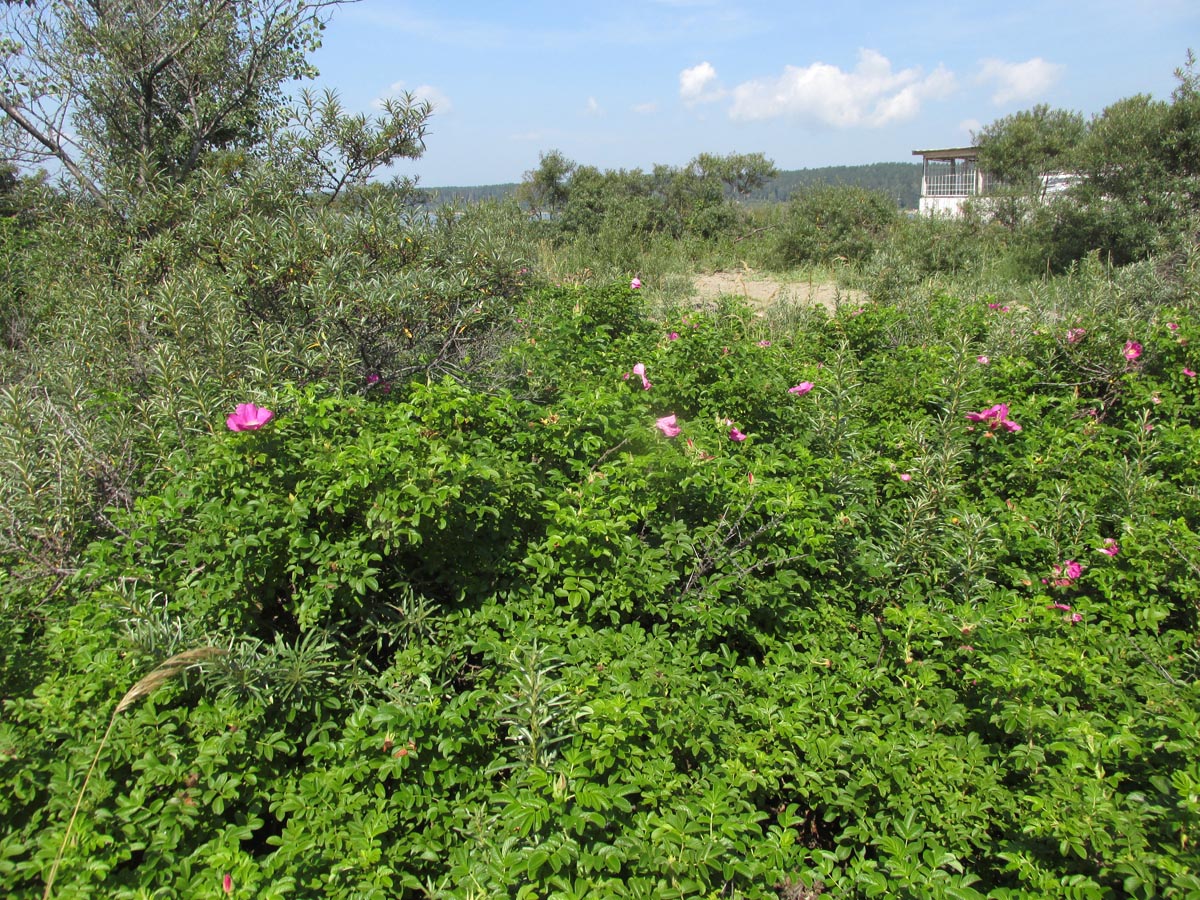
(418, 182, 520, 204)
(422, 161, 922, 209)
(752, 162, 921, 208)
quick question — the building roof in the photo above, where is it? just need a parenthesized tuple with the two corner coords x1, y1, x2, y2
(912, 147, 980, 160)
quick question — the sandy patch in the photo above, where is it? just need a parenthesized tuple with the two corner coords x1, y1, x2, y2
(689, 270, 867, 313)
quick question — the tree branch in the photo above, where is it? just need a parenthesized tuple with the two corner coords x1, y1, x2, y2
(0, 91, 107, 203)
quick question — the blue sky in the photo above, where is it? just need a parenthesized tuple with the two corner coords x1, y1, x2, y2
(307, 0, 1198, 187)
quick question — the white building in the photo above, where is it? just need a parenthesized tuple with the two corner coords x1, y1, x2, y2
(912, 147, 992, 216)
(913, 146, 1080, 216)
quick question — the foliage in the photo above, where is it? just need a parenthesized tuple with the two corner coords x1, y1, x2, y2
(0, 0, 350, 197)
(0, 160, 533, 605)
(526, 151, 767, 244)
(7, 45, 1200, 900)
(772, 184, 899, 268)
(410, 163, 922, 210)
(518, 149, 576, 218)
(972, 52, 1200, 269)
(688, 151, 777, 199)
(268, 87, 431, 204)
(749, 162, 921, 209)
(3, 277, 1199, 898)
(975, 104, 1088, 193)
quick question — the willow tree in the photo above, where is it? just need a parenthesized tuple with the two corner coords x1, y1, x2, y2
(0, 0, 349, 199)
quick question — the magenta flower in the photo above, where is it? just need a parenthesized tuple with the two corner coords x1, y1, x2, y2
(367, 373, 381, 385)
(668, 332, 680, 341)
(977, 355, 990, 365)
(1098, 539, 1120, 557)
(630, 277, 642, 290)
(1045, 560, 1083, 587)
(987, 302, 1010, 312)
(965, 403, 1021, 433)
(223, 873, 233, 894)
(1124, 340, 1142, 361)
(898, 473, 912, 482)
(757, 340, 771, 348)
(1168, 322, 1180, 331)
(226, 403, 274, 432)
(1066, 328, 1086, 344)
(788, 382, 814, 396)
(1046, 602, 1082, 623)
(655, 414, 681, 438)
(632, 362, 651, 390)
(1184, 367, 1196, 378)
(729, 427, 747, 442)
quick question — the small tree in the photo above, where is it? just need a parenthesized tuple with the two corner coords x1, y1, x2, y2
(519, 149, 576, 219)
(974, 104, 1087, 196)
(773, 184, 898, 268)
(1, 0, 351, 199)
(270, 87, 431, 205)
(689, 151, 777, 200)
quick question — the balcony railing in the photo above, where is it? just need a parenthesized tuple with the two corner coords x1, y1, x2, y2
(923, 163, 983, 197)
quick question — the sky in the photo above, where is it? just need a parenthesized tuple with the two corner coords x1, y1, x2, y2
(306, 0, 1199, 187)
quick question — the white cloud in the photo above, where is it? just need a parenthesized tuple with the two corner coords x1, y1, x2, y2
(679, 61, 724, 106)
(977, 57, 1063, 105)
(959, 118, 983, 139)
(586, 96, 603, 115)
(632, 102, 659, 114)
(726, 50, 954, 127)
(374, 81, 453, 114)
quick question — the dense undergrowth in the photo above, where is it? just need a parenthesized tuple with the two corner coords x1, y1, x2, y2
(3, 265, 1199, 897)
(3, 68, 1200, 895)
(5, 13, 1199, 899)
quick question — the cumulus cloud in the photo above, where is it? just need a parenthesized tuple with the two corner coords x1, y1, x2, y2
(679, 61, 724, 106)
(977, 57, 1063, 105)
(374, 81, 453, 113)
(959, 118, 983, 139)
(724, 50, 955, 127)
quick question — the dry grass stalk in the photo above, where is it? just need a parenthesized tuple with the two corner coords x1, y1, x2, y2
(44, 647, 228, 900)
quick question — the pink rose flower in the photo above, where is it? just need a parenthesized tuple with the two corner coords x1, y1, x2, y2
(1124, 340, 1142, 361)
(630, 277, 642, 290)
(226, 403, 274, 432)
(788, 382, 814, 396)
(655, 414, 681, 438)
(965, 403, 1020, 432)
(632, 362, 651, 390)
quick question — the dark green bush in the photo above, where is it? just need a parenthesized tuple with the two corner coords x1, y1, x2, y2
(4, 284, 1198, 898)
(771, 185, 899, 269)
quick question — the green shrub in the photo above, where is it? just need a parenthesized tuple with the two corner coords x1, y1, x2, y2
(4, 284, 1199, 898)
(771, 185, 899, 269)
